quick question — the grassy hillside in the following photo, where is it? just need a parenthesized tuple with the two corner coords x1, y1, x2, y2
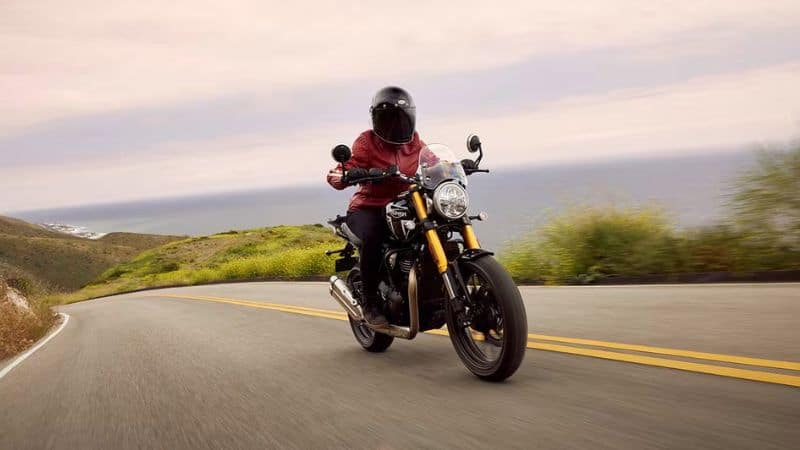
(0, 215, 183, 291)
(59, 224, 341, 303)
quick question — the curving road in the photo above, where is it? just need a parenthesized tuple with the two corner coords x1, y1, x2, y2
(1, 282, 798, 449)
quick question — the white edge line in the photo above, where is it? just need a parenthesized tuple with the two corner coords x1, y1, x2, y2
(0, 312, 70, 380)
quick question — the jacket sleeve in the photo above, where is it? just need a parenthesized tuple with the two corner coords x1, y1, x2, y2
(326, 134, 370, 190)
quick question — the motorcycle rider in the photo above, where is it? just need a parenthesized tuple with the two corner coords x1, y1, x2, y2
(327, 86, 424, 328)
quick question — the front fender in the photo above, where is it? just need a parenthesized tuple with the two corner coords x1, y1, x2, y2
(456, 248, 494, 263)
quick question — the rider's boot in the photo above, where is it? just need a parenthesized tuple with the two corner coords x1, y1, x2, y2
(362, 293, 388, 329)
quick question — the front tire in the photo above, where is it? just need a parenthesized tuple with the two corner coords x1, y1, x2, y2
(446, 256, 527, 381)
(346, 268, 394, 352)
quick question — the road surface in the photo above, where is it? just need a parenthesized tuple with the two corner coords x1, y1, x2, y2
(1, 282, 798, 449)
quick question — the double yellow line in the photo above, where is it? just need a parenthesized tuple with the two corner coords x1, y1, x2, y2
(153, 293, 800, 387)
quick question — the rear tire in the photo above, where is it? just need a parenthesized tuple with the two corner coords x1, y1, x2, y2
(446, 256, 527, 381)
(348, 316, 394, 352)
(346, 268, 394, 352)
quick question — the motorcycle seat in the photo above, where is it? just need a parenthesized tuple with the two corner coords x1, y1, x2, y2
(327, 215, 346, 227)
(340, 223, 362, 247)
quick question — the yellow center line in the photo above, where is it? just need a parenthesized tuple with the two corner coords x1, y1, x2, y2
(148, 293, 800, 387)
(526, 334, 800, 371)
(526, 341, 800, 388)
(187, 294, 349, 317)
(156, 294, 346, 321)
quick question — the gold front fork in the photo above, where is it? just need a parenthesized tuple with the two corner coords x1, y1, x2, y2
(410, 190, 448, 274)
(411, 189, 481, 300)
(462, 224, 480, 250)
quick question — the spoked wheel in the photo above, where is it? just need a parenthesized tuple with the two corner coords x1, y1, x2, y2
(446, 256, 527, 381)
(346, 268, 393, 353)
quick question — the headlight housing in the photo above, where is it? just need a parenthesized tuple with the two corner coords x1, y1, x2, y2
(432, 182, 469, 219)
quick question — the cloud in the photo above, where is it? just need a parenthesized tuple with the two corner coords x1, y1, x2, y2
(3, 22, 798, 169)
(428, 63, 800, 165)
(3, 1, 800, 134)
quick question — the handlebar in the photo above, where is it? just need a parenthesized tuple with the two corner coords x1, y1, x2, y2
(464, 168, 490, 175)
(344, 161, 487, 186)
(344, 167, 416, 186)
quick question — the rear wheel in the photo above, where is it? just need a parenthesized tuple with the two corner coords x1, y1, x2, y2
(347, 268, 393, 352)
(445, 256, 527, 381)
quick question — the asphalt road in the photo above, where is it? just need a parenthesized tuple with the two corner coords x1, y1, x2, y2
(1, 282, 798, 449)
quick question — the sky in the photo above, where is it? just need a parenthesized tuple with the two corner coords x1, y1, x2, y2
(2, 1, 800, 212)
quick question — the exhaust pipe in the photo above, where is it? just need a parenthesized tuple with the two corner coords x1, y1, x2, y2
(329, 276, 363, 320)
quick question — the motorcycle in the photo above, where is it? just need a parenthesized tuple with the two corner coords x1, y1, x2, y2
(326, 135, 527, 381)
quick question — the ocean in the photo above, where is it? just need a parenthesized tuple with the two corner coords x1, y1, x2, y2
(10, 151, 754, 251)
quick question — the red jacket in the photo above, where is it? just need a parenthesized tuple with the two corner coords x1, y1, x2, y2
(328, 130, 425, 211)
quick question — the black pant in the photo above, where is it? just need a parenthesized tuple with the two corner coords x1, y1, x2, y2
(346, 208, 388, 301)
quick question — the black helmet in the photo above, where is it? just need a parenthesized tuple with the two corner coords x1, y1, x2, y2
(370, 86, 416, 144)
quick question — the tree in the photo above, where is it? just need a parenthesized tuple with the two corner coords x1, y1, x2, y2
(729, 142, 800, 269)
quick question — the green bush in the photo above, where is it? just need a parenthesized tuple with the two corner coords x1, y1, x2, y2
(501, 206, 678, 284)
(727, 143, 800, 270)
(678, 225, 747, 273)
(217, 243, 335, 280)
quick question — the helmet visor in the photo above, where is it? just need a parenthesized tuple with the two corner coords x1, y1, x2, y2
(372, 106, 416, 144)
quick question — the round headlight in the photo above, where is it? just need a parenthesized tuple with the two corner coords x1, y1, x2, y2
(432, 182, 469, 219)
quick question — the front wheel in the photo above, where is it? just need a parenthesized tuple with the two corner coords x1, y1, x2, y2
(446, 256, 527, 381)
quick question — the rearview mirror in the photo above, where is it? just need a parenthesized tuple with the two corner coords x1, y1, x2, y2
(332, 144, 351, 163)
(466, 134, 481, 153)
